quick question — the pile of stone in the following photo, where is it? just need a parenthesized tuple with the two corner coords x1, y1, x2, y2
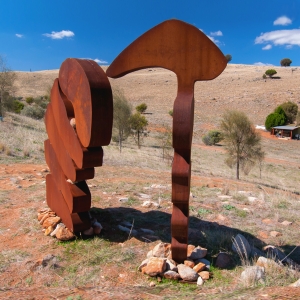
(37, 208, 102, 240)
(139, 242, 211, 286)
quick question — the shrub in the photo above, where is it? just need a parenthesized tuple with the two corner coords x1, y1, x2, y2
(136, 103, 147, 114)
(262, 74, 267, 79)
(280, 101, 298, 124)
(21, 105, 45, 119)
(202, 130, 223, 146)
(13, 100, 24, 114)
(265, 113, 286, 131)
(296, 111, 300, 126)
(265, 69, 277, 77)
(168, 109, 173, 117)
(280, 58, 292, 67)
(25, 97, 34, 104)
(225, 54, 232, 62)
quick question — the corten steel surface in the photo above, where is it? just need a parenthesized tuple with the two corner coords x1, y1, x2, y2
(107, 20, 227, 262)
(44, 59, 113, 232)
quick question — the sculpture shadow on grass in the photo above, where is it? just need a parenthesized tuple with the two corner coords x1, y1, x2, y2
(87, 206, 300, 268)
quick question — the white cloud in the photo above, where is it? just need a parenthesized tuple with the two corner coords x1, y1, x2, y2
(255, 29, 300, 48)
(262, 44, 272, 50)
(93, 58, 108, 64)
(210, 30, 223, 36)
(208, 36, 221, 45)
(43, 30, 74, 39)
(15, 34, 23, 38)
(273, 16, 292, 26)
(254, 62, 273, 66)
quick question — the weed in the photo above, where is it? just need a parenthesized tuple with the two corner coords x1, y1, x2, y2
(197, 208, 212, 217)
(223, 204, 235, 210)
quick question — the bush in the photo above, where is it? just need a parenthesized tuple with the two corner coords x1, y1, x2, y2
(136, 103, 147, 114)
(262, 74, 267, 79)
(265, 69, 277, 77)
(168, 109, 173, 117)
(202, 130, 223, 146)
(225, 54, 232, 62)
(21, 105, 45, 119)
(13, 100, 24, 114)
(280, 101, 298, 124)
(280, 58, 292, 67)
(265, 113, 286, 131)
(25, 97, 34, 104)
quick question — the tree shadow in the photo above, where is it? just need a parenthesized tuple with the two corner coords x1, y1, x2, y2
(88, 206, 300, 267)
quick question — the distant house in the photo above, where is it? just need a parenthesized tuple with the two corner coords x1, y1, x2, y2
(271, 126, 300, 139)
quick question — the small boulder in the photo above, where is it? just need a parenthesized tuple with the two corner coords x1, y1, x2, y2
(194, 258, 210, 270)
(197, 276, 204, 286)
(199, 271, 210, 280)
(240, 266, 265, 287)
(142, 257, 166, 276)
(289, 278, 300, 287)
(42, 216, 61, 229)
(177, 264, 198, 282)
(164, 270, 181, 280)
(152, 242, 171, 258)
(166, 259, 177, 272)
(188, 246, 207, 260)
(55, 226, 75, 241)
(138, 259, 149, 271)
(193, 262, 206, 273)
(184, 260, 195, 268)
(44, 225, 54, 236)
(215, 252, 234, 269)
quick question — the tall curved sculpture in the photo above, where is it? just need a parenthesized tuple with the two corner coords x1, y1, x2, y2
(44, 19, 226, 263)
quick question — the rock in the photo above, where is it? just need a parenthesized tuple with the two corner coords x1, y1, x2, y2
(147, 250, 153, 258)
(248, 196, 258, 202)
(193, 262, 206, 273)
(44, 225, 54, 236)
(138, 259, 149, 271)
(184, 260, 195, 268)
(149, 281, 156, 287)
(138, 193, 151, 199)
(55, 226, 75, 241)
(188, 246, 207, 260)
(281, 220, 292, 226)
(270, 231, 282, 237)
(218, 195, 232, 200)
(290, 278, 300, 287)
(50, 223, 65, 237)
(199, 271, 210, 280)
(70, 118, 76, 128)
(197, 276, 204, 286)
(83, 227, 94, 235)
(42, 216, 61, 229)
(93, 222, 102, 235)
(142, 257, 166, 276)
(256, 256, 279, 270)
(166, 259, 177, 272)
(240, 266, 265, 287)
(232, 234, 251, 259)
(152, 242, 171, 258)
(215, 252, 234, 269)
(142, 201, 152, 207)
(164, 270, 181, 280)
(263, 245, 299, 268)
(177, 264, 198, 282)
(258, 231, 269, 239)
(187, 245, 195, 257)
(118, 198, 129, 203)
(194, 258, 211, 270)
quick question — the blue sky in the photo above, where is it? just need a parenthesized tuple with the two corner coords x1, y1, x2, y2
(1, 0, 300, 71)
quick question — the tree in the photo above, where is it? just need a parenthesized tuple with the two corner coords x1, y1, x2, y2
(157, 124, 172, 161)
(129, 112, 148, 149)
(0, 56, 16, 119)
(280, 101, 298, 124)
(265, 112, 286, 131)
(136, 103, 147, 114)
(112, 89, 132, 153)
(220, 110, 264, 180)
(296, 111, 300, 126)
(225, 54, 232, 63)
(265, 69, 277, 78)
(202, 130, 224, 146)
(280, 58, 292, 67)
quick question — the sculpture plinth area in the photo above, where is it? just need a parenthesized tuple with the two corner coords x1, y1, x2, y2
(44, 20, 226, 263)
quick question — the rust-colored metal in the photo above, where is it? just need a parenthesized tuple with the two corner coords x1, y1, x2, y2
(106, 20, 226, 262)
(44, 58, 113, 232)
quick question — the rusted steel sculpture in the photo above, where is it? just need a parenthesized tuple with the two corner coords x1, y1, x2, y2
(44, 59, 113, 232)
(45, 19, 226, 263)
(106, 20, 226, 262)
